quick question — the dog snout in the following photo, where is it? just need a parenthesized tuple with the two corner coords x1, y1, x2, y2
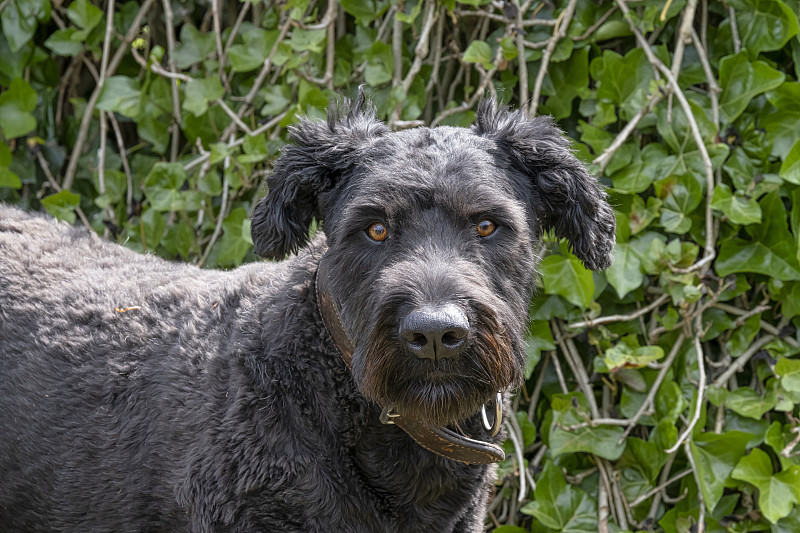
(399, 305, 469, 361)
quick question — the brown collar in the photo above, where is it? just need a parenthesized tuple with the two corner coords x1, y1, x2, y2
(314, 258, 505, 465)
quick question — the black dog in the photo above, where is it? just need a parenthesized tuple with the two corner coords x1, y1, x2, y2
(0, 93, 614, 532)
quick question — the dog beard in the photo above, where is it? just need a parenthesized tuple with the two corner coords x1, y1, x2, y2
(356, 302, 522, 427)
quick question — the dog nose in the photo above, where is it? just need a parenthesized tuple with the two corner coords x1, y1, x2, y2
(400, 305, 469, 361)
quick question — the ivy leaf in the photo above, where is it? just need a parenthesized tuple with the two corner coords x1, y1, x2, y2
(541, 47, 589, 119)
(0, 77, 36, 138)
(524, 320, 553, 379)
(710, 183, 762, 225)
(1, 0, 49, 52)
(726, 0, 800, 55)
(521, 460, 598, 531)
(143, 162, 200, 212)
(211, 207, 252, 267)
(364, 41, 393, 85)
(655, 174, 703, 234)
(96, 76, 141, 118)
(44, 28, 84, 56)
(228, 27, 279, 73)
(549, 393, 627, 460)
(776, 357, 800, 393)
(764, 82, 800, 159)
(0, 142, 21, 189)
(689, 432, 751, 512)
(732, 448, 800, 523)
(540, 253, 595, 308)
(602, 343, 664, 373)
(780, 139, 800, 185)
(725, 387, 778, 419)
(716, 239, 800, 280)
(183, 77, 224, 117)
(596, 48, 653, 106)
(288, 28, 327, 53)
(41, 190, 81, 224)
(605, 242, 644, 298)
(462, 40, 494, 70)
(172, 25, 217, 69)
(66, 0, 102, 31)
(719, 52, 785, 124)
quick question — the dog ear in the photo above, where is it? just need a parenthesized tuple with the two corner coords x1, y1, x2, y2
(251, 89, 388, 259)
(474, 101, 615, 270)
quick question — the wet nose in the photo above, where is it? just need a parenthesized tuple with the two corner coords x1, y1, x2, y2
(399, 305, 469, 361)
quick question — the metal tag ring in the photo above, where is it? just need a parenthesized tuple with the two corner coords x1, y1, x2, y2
(481, 392, 503, 437)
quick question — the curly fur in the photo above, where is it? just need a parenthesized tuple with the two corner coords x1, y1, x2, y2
(0, 93, 613, 532)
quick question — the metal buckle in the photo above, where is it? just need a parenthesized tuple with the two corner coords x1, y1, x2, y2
(380, 405, 401, 425)
(481, 392, 503, 437)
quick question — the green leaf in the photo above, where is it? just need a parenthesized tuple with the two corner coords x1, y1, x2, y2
(689, 431, 751, 511)
(524, 320, 553, 379)
(41, 190, 81, 223)
(710, 183, 762, 225)
(288, 28, 327, 53)
(780, 139, 800, 185)
(716, 239, 800, 280)
(212, 207, 252, 267)
(776, 357, 800, 392)
(605, 242, 644, 298)
(719, 52, 785, 124)
(340, 0, 389, 25)
(172, 25, 217, 69)
(44, 28, 85, 56)
(228, 27, 279, 72)
(549, 393, 627, 460)
(521, 460, 598, 531)
(66, 0, 103, 31)
(602, 343, 664, 373)
(462, 40, 494, 70)
(1, 0, 49, 52)
(725, 387, 778, 419)
(596, 48, 654, 106)
(182, 77, 224, 117)
(96, 76, 141, 118)
(143, 162, 197, 212)
(139, 208, 166, 251)
(364, 41, 393, 85)
(0, 142, 21, 189)
(732, 448, 800, 523)
(656, 174, 703, 234)
(727, 0, 800, 54)
(0, 77, 37, 138)
(540, 253, 595, 308)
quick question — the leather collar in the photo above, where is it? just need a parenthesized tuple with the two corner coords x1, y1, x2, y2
(314, 257, 505, 465)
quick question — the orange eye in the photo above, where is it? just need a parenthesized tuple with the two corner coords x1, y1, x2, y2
(477, 219, 496, 238)
(367, 222, 388, 242)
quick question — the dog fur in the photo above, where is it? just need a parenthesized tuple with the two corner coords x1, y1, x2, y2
(0, 95, 614, 532)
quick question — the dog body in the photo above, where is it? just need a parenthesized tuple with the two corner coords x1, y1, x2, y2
(0, 97, 614, 532)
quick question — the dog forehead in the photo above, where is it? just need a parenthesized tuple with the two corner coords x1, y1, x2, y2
(357, 126, 512, 196)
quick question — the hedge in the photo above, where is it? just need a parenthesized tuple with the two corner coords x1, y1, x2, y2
(1, 0, 800, 530)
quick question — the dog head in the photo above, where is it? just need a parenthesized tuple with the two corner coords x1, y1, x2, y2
(251, 90, 615, 426)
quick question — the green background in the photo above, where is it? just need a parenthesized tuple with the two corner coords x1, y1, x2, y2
(2, 0, 800, 530)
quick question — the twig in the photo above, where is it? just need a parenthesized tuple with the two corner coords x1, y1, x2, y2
(553, 319, 600, 419)
(97, 0, 116, 235)
(505, 417, 527, 502)
(712, 334, 776, 387)
(619, 333, 687, 443)
(690, 28, 720, 130)
(550, 347, 569, 394)
(592, 89, 666, 174)
(36, 150, 93, 232)
(665, 332, 706, 454)
(728, 6, 740, 53)
(615, 0, 716, 267)
(573, 6, 617, 41)
(107, 113, 134, 217)
(529, 0, 579, 117)
(684, 441, 706, 532)
(629, 469, 692, 507)
(162, 0, 182, 162)
(63, 0, 156, 190)
(569, 294, 670, 329)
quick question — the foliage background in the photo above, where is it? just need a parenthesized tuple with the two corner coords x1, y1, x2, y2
(2, 0, 800, 530)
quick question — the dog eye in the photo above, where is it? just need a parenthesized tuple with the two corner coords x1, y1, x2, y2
(367, 222, 388, 242)
(476, 219, 497, 238)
